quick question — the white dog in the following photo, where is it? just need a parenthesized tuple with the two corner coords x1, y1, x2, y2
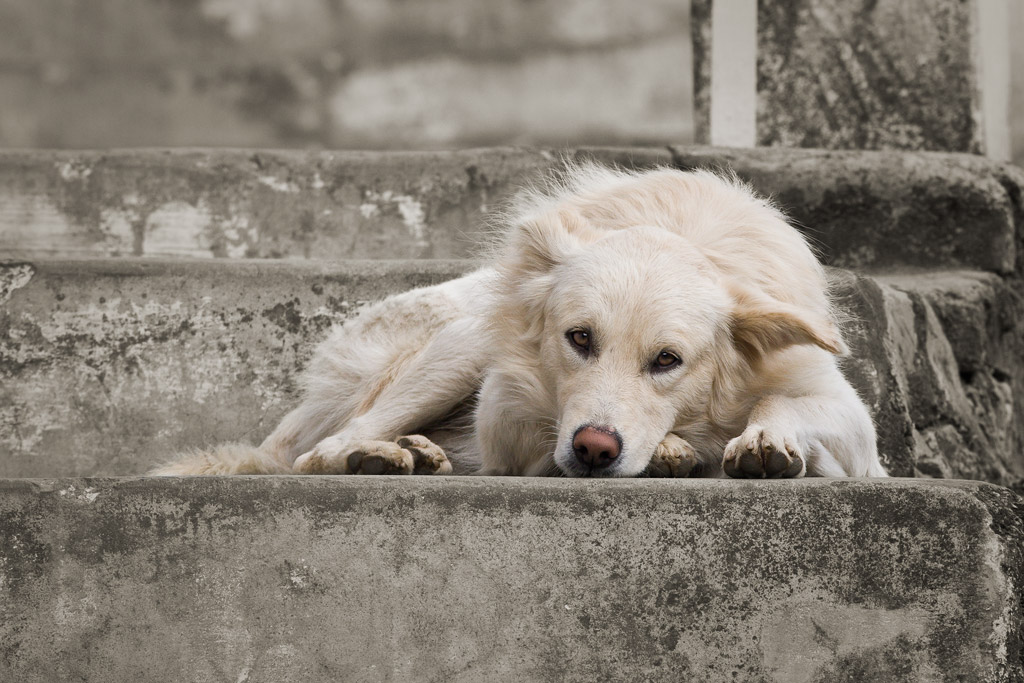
(155, 163, 885, 479)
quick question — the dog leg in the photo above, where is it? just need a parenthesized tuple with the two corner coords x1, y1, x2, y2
(289, 312, 488, 474)
(474, 372, 558, 475)
(644, 433, 700, 477)
(155, 271, 493, 476)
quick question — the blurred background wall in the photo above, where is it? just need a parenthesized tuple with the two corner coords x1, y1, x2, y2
(0, 0, 691, 150)
(0, 0, 1020, 164)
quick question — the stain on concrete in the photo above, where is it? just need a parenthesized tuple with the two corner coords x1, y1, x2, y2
(760, 599, 932, 682)
(0, 263, 35, 304)
(261, 299, 303, 335)
(829, 269, 1024, 485)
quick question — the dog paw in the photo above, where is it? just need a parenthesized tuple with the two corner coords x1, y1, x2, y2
(722, 425, 806, 479)
(293, 438, 414, 475)
(396, 435, 453, 475)
(645, 433, 700, 478)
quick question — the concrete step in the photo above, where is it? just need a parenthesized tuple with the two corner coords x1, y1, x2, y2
(0, 258, 474, 477)
(0, 148, 556, 261)
(2, 147, 1021, 274)
(667, 146, 1024, 276)
(0, 476, 1020, 682)
(2, 259, 1022, 485)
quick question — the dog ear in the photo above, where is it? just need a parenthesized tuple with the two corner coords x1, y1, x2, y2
(728, 283, 848, 361)
(510, 208, 597, 274)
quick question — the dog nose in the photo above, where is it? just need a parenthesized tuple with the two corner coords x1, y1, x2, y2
(573, 426, 621, 468)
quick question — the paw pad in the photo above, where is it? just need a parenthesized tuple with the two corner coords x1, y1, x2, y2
(723, 427, 806, 479)
(397, 435, 453, 475)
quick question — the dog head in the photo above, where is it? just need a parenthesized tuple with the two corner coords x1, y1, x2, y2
(541, 224, 731, 476)
(491, 170, 845, 477)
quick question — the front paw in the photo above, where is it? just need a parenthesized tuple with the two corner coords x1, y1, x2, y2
(722, 425, 806, 479)
(396, 435, 453, 475)
(645, 433, 700, 478)
(292, 434, 452, 475)
(293, 437, 414, 475)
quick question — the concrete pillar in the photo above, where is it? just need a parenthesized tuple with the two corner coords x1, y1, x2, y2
(691, 0, 1012, 158)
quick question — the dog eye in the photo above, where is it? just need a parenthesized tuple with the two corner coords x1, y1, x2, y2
(566, 328, 592, 355)
(651, 351, 681, 372)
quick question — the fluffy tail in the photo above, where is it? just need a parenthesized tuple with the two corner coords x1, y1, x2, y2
(866, 458, 890, 478)
(150, 443, 292, 475)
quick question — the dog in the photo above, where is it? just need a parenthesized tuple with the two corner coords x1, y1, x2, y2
(154, 163, 886, 479)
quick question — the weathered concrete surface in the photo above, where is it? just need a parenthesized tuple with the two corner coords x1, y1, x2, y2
(757, 0, 978, 152)
(0, 148, 555, 260)
(692, 0, 982, 153)
(670, 146, 1024, 275)
(0, 477, 1020, 682)
(0, 148, 677, 261)
(2, 259, 1023, 485)
(327, 38, 690, 149)
(0, 258, 476, 477)
(3, 147, 1022, 275)
(835, 270, 1024, 484)
(0, 0, 691, 150)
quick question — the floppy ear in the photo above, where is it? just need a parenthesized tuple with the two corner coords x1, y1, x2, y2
(508, 208, 598, 275)
(728, 283, 848, 361)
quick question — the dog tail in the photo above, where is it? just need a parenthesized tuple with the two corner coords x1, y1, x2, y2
(149, 443, 292, 475)
(866, 459, 890, 478)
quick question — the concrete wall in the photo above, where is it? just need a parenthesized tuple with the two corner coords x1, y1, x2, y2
(3, 0, 1024, 163)
(692, 0, 1024, 164)
(0, 0, 692, 150)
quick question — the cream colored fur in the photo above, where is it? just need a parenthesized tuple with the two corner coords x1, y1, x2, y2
(154, 163, 885, 479)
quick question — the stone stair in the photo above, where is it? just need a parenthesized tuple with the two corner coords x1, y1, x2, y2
(3, 146, 1022, 484)
(2, 146, 1024, 681)
(1, 476, 1020, 682)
